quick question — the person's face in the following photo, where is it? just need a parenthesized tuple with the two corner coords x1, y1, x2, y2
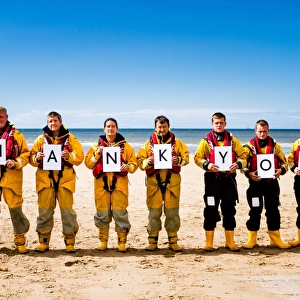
(47, 116, 62, 134)
(155, 121, 169, 136)
(104, 120, 118, 137)
(0, 111, 8, 130)
(255, 124, 269, 140)
(212, 117, 226, 133)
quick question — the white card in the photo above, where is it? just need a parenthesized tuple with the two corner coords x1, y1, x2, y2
(154, 144, 172, 169)
(43, 144, 61, 170)
(257, 154, 275, 179)
(0, 139, 6, 165)
(252, 197, 260, 207)
(103, 147, 121, 172)
(207, 196, 215, 206)
(214, 146, 232, 171)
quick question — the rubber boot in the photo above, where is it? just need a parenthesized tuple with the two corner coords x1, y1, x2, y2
(268, 230, 291, 249)
(35, 230, 51, 252)
(168, 232, 183, 252)
(225, 230, 240, 252)
(14, 233, 29, 254)
(288, 229, 300, 247)
(145, 231, 159, 251)
(64, 233, 76, 253)
(243, 231, 258, 249)
(117, 231, 128, 252)
(97, 226, 109, 251)
(203, 230, 214, 251)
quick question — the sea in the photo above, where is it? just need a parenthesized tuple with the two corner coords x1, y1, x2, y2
(20, 128, 300, 154)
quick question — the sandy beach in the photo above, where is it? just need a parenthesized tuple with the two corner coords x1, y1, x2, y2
(1, 155, 300, 300)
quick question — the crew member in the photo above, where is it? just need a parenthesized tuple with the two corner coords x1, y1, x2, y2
(85, 118, 137, 252)
(242, 119, 290, 249)
(137, 115, 190, 252)
(0, 106, 30, 254)
(194, 112, 246, 251)
(30, 111, 84, 253)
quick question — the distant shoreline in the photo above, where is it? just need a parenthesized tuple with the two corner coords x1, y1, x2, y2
(17, 128, 300, 130)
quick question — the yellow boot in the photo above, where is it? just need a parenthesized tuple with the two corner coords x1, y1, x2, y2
(225, 230, 240, 251)
(64, 233, 76, 253)
(35, 230, 51, 252)
(145, 231, 159, 251)
(168, 232, 183, 252)
(268, 230, 291, 249)
(288, 229, 300, 247)
(97, 226, 109, 251)
(203, 230, 214, 251)
(117, 231, 128, 252)
(14, 233, 29, 254)
(243, 231, 258, 249)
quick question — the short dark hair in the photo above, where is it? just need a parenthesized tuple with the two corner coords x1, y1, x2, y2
(104, 117, 118, 129)
(255, 119, 269, 129)
(47, 111, 62, 123)
(212, 112, 226, 122)
(154, 115, 170, 127)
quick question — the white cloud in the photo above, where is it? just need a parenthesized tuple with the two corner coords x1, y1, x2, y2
(9, 108, 300, 129)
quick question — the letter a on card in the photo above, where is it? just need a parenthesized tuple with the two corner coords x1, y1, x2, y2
(154, 144, 172, 169)
(43, 144, 61, 170)
(103, 147, 121, 172)
(214, 146, 232, 171)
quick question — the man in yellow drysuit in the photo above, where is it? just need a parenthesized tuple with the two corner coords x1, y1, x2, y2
(0, 106, 30, 254)
(30, 111, 84, 253)
(137, 115, 190, 252)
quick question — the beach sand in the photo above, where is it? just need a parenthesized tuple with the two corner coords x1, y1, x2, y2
(1, 156, 300, 299)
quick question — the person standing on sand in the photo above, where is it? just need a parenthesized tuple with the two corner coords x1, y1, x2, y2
(30, 111, 84, 253)
(194, 112, 246, 252)
(0, 106, 30, 254)
(137, 115, 190, 252)
(242, 119, 290, 249)
(85, 118, 137, 252)
(287, 136, 300, 247)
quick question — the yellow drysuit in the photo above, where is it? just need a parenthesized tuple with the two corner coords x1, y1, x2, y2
(30, 126, 84, 238)
(0, 124, 30, 235)
(137, 132, 190, 233)
(85, 134, 137, 233)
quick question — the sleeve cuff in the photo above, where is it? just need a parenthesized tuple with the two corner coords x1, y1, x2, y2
(203, 160, 210, 171)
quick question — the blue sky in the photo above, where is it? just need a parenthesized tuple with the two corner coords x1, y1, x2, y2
(1, 1, 299, 129)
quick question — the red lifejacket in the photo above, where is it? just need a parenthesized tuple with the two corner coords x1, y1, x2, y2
(0, 122, 19, 159)
(92, 133, 128, 179)
(248, 136, 279, 171)
(38, 125, 73, 169)
(205, 130, 236, 164)
(293, 138, 300, 167)
(146, 132, 181, 176)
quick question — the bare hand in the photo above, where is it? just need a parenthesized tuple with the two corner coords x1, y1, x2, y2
(148, 156, 154, 165)
(96, 146, 103, 155)
(36, 152, 45, 161)
(5, 159, 15, 169)
(274, 168, 282, 179)
(61, 150, 70, 160)
(249, 171, 260, 181)
(120, 163, 129, 172)
(229, 162, 239, 173)
(294, 167, 300, 175)
(208, 163, 219, 172)
(172, 155, 179, 165)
